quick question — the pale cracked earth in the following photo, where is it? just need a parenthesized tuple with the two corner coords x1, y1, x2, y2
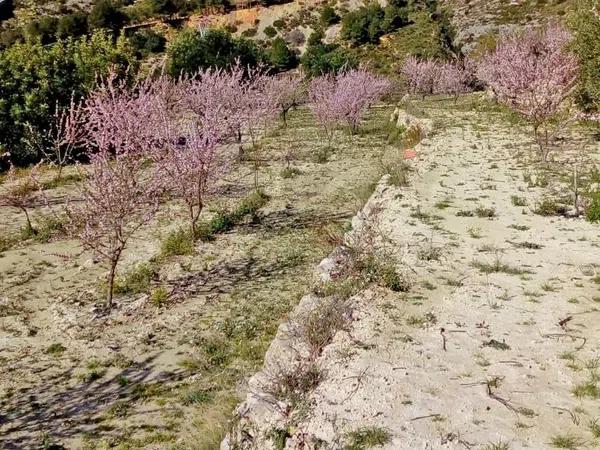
(227, 106, 600, 449)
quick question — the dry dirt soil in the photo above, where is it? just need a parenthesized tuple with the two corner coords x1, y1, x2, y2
(222, 97, 600, 450)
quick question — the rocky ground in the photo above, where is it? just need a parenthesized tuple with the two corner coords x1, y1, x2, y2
(223, 97, 600, 450)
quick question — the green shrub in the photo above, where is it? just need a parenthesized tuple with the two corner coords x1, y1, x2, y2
(45, 343, 66, 355)
(150, 286, 168, 307)
(88, 0, 127, 32)
(264, 25, 277, 38)
(272, 18, 286, 30)
(281, 167, 302, 178)
(300, 42, 357, 77)
(241, 27, 258, 38)
(0, 31, 136, 168)
(195, 191, 269, 241)
(268, 37, 297, 71)
(114, 263, 156, 295)
(161, 228, 194, 256)
(340, 3, 408, 46)
(130, 29, 166, 56)
(167, 28, 264, 77)
(571, 0, 600, 113)
(586, 192, 600, 222)
(24, 16, 59, 45)
(57, 12, 89, 39)
(320, 5, 340, 26)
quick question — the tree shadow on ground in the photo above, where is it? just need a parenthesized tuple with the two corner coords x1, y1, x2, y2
(0, 354, 183, 449)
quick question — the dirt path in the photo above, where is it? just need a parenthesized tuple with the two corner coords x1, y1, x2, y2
(226, 103, 600, 449)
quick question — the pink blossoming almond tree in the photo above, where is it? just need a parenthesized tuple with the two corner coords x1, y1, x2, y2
(266, 73, 305, 127)
(401, 56, 474, 100)
(67, 73, 165, 308)
(45, 97, 87, 180)
(158, 125, 225, 237)
(477, 24, 579, 161)
(308, 68, 390, 144)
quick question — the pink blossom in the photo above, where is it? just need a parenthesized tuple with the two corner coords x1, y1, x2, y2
(477, 24, 579, 160)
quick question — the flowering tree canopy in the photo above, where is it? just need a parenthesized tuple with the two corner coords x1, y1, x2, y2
(477, 24, 579, 160)
(309, 68, 390, 141)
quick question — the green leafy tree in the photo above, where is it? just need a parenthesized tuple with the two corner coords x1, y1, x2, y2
(167, 28, 264, 76)
(571, 0, 600, 112)
(0, 31, 137, 167)
(130, 29, 166, 56)
(268, 37, 297, 71)
(88, 0, 127, 32)
(57, 12, 89, 39)
(263, 25, 277, 38)
(300, 42, 356, 77)
(340, 3, 408, 46)
(24, 16, 59, 45)
(320, 5, 340, 26)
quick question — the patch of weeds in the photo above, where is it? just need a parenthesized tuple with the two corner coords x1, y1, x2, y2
(586, 192, 600, 223)
(313, 146, 331, 163)
(160, 228, 194, 256)
(517, 407, 536, 418)
(478, 244, 498, 253)
(105, 400, 130, 418)
(512, 241, 543, 250)
(78, 360, 106, 383)
(445, 277, 464, 287)
(406, 312, 437, 328)
(192, 334, 232, 370)
(417, 243, 443, 262)
(483, 442, 510, 450)
(265, 361, 323, 408)
(434, 198, 452, 210)
(541, 282, 558, 292)
(475, 206, 496, 218)
(267, 428, 291, 450)
(113, 263, 156, 296)
(281, 166, 302, 179)
(475, 352, 491, 367)
(45, 343, 66, 356)
(550, 434, 585, 449)
(589, 418, 600, 439)
(344, 426, 391, 450)
(511, 195, 527, 207)
(314, 277, 364, 300)
(572, 379, 600, 399)
(421, 280, 436, 290)
(384, 160, 412, 187)
(482, 339, 510, 350)
(456, 209, 475, 217)
(352, 181, 379, 209)
(150, 286, 168, 307)
(41, 172, 84, 189)
(292, 298, 351, 358)
(117, 375, 130, 387)
(129, 382, 167, 401)
(386, 122, 405, 145)
(534, 197, 567, 216)
(471, 258, 533, 276)
(354, 253, 411, 292)
(467, 227, 483, 238)
(22, 214, 67, 244)
(180, 388, 214, 406)
(509, 224, 530, 231)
